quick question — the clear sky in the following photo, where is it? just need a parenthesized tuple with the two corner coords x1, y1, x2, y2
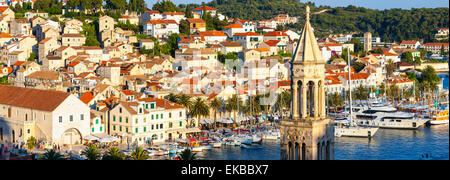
(144, 0, 449, 10)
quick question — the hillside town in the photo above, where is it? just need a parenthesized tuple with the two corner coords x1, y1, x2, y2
(0, 1, 448, 160)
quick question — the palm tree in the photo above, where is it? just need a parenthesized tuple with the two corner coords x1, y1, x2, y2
(26, 136, 37, 150)
(209, 97, 223, 130)
(102, 147, 125, 160)
(130, 147, 149, 160)
(386, 59, 395, 78)
(178, 149, 197, 160)
(178, 94, 192, 126)
(413, 56, 421, 70)
(190, 97, 210, 129)
(355, 85, 368, 100)
(329, 92, 343, 112)
(166, 93, 179, 103)
(244, 96, 261, 125)
(39, 149, 64, 160)
(226, 94, 242, 125)
(81, 144, 101, 160)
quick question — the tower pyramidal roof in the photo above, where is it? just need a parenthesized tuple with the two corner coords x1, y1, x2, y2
(292, 6, 324, 63)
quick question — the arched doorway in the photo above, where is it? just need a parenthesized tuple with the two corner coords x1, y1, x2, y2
(61, 128, 82, 145)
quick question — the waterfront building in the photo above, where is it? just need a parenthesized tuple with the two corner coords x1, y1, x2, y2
(0, 85, 90, 146)
(280, 6, 334, 160)
(108, 98, 192, 145)
(423, 43, 449, 54)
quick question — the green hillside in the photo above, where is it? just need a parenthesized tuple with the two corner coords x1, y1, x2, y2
(205, 0, 449, 42)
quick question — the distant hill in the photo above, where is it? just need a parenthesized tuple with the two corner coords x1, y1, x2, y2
(205, 0, 449, 43)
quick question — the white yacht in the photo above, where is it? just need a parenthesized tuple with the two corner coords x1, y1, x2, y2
(353, 105, 429, 129)
(334, 119, 379, 138)
(333, 49, 380, 138)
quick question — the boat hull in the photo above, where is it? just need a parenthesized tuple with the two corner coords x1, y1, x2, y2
(335, 127, 379, 138)
(430, 120, 449, 125)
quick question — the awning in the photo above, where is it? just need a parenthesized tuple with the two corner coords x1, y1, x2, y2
(92, 133, 120, 143)
(84, 135, 99, 141)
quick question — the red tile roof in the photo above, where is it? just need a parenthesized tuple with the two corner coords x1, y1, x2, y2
(187, 18, 205, 24)
(223, 23, 243, 29)
(0, 85, 70, 111)
(193, 6, 217, 11)
(400, 40, 419, 45)
(79, 92, 94, 104)
(147, 19, 178, 25)
(234, 32, 261, 36)
(264, 40, 281, 47)
(197, 31, 226, 37)
(264, 31, 288, 37)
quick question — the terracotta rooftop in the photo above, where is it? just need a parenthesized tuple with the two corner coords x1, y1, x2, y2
(0, 85, 70, 111)
(193, 5, 217, 11)
(187, 18, 205, 24)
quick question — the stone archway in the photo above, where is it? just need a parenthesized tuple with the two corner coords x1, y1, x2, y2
(61, 128, 82, 145)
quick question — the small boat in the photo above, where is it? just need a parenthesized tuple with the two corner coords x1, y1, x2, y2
(252, 135, 262, 144)
(211, 142, 222, 148)
(202, 145, 212, 150)
(232, 141, 241, 146)
(191, 146, 203, 152)
(429, 109, 449, 125)
(154, 150, 165, 156)
(240, 144, 263, 149)
(240, 138, 253, 145)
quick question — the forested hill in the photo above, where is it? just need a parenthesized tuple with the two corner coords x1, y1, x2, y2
(205, 0, 449, 43)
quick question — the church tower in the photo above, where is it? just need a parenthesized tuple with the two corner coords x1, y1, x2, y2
(280, 6, 334, 160)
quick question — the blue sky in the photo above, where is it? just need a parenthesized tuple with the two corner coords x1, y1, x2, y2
(144, 0, 449, 10)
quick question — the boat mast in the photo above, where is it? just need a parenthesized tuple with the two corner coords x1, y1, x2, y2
(347, 48, 354, 124)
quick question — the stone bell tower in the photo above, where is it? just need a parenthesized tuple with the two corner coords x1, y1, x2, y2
(280, 6, 334, 160)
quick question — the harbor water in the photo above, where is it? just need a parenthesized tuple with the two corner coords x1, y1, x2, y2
(438, 73, 449, 90)
(198, 125, 449, 160)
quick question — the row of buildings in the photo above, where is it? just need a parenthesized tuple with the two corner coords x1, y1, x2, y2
(0, 5, 446, 149)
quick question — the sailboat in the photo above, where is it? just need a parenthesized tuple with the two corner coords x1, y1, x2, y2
(334, 49, 379, 138)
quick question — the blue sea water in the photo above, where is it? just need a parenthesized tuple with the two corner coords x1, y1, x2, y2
(199, 125, 449, 160)
(438, 73, 449, 90)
